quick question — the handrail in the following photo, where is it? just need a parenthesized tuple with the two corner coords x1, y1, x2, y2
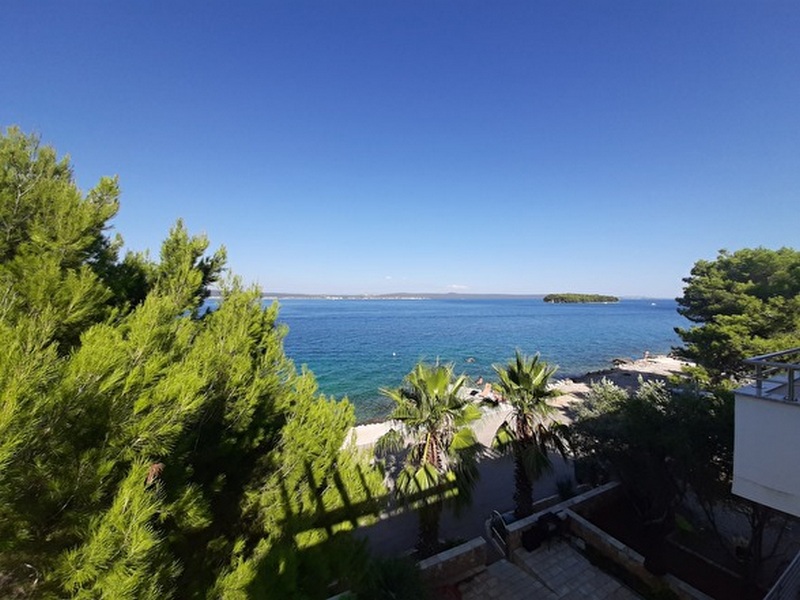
(489, 510, 508, 557)
(765, 548, 800, 600)
(742, 348, 800, 402)
(742, 346, 800, 364)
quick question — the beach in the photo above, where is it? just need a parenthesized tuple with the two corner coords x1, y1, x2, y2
(350, 354, 688, 448)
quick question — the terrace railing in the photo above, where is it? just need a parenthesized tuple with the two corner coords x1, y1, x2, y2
(489, 510, 509, 557)
(742, 347, 800, 403)
(765, 548, 800, 600)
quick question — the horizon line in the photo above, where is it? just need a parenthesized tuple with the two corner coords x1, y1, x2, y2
(208, 290, 677, 301)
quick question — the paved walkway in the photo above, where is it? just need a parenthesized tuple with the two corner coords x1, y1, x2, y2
(515, 540, 642, 599)
(459, 558, 558, 600)
(457, 539, 642, 599)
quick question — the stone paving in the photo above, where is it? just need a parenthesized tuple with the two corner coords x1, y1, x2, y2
(457, 539, 642, 599)
(458, 558, 557, 600)
(515, 540, 642, 599)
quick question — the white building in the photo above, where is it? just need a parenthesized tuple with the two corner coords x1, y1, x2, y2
(732, 348, 800, 518)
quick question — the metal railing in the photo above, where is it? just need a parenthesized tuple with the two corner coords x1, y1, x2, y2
(742, 347, 800, 402)
(765, 548, 800, 600)
(489, 510, 509, 557)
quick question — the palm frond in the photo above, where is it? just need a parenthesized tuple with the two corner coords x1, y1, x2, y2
(490, 351, 572, 518)
(381, 361, 482, 515)
(492, 421, 516, 452)
(374, 428, 405, 457)
(455, 403, 482, 427)
(520, 441, 554, 480)
(450, 426, 478, 452)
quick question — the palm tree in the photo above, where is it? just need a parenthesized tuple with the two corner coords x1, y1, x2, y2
(492, 351, 568, 520)
(376, 362, 481, 557)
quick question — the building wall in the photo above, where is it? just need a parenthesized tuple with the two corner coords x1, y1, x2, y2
(733, 393, 800, 518)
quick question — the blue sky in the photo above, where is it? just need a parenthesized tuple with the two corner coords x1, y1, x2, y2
(3, 2, 798, 297)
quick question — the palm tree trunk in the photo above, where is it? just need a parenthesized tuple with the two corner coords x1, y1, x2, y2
(513, 448, 534, 520)
(416, 501, 442, 558)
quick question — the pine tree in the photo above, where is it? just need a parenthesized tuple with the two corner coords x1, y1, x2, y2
(0, 128, 385, 599)
(675, 247, 800, 384)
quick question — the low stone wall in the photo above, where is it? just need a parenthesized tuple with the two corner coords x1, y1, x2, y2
(493, 481, 713, 600)
(568, 480, 624, 517)
(504, 481, 621, 555)
(565, 509, 713, 600)
(417, 536, 487, 587)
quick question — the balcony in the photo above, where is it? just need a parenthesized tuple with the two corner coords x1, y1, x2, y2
(732, 348, 800, 517)
(740, 347, 800, 403)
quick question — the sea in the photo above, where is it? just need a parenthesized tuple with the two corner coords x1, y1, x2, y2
(269, 298, 687, 423)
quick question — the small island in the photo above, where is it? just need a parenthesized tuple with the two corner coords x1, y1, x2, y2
(543, 293, 619, 304)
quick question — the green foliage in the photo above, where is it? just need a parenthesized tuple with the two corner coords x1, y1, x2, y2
(58, 462, 180, 599)
(543, 293, 618, 303)
(0, 128, 385, 599)
(675, 247, 800, 383)
(377, 362, 481, 556)
(0, 127, 119, 352)
(351, 556, 431, 600)
(570, 377, 793, 583)
(491, 351, 568, 519)
(571, 377, 733, 529)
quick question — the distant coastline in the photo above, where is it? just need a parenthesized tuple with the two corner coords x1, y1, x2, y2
(207, 290, 667, 301)
(208, 291, 550, 301)
(264, 292, 549, 300)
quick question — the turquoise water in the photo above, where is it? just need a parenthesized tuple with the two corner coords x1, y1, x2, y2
(275, 298, 686, 422)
